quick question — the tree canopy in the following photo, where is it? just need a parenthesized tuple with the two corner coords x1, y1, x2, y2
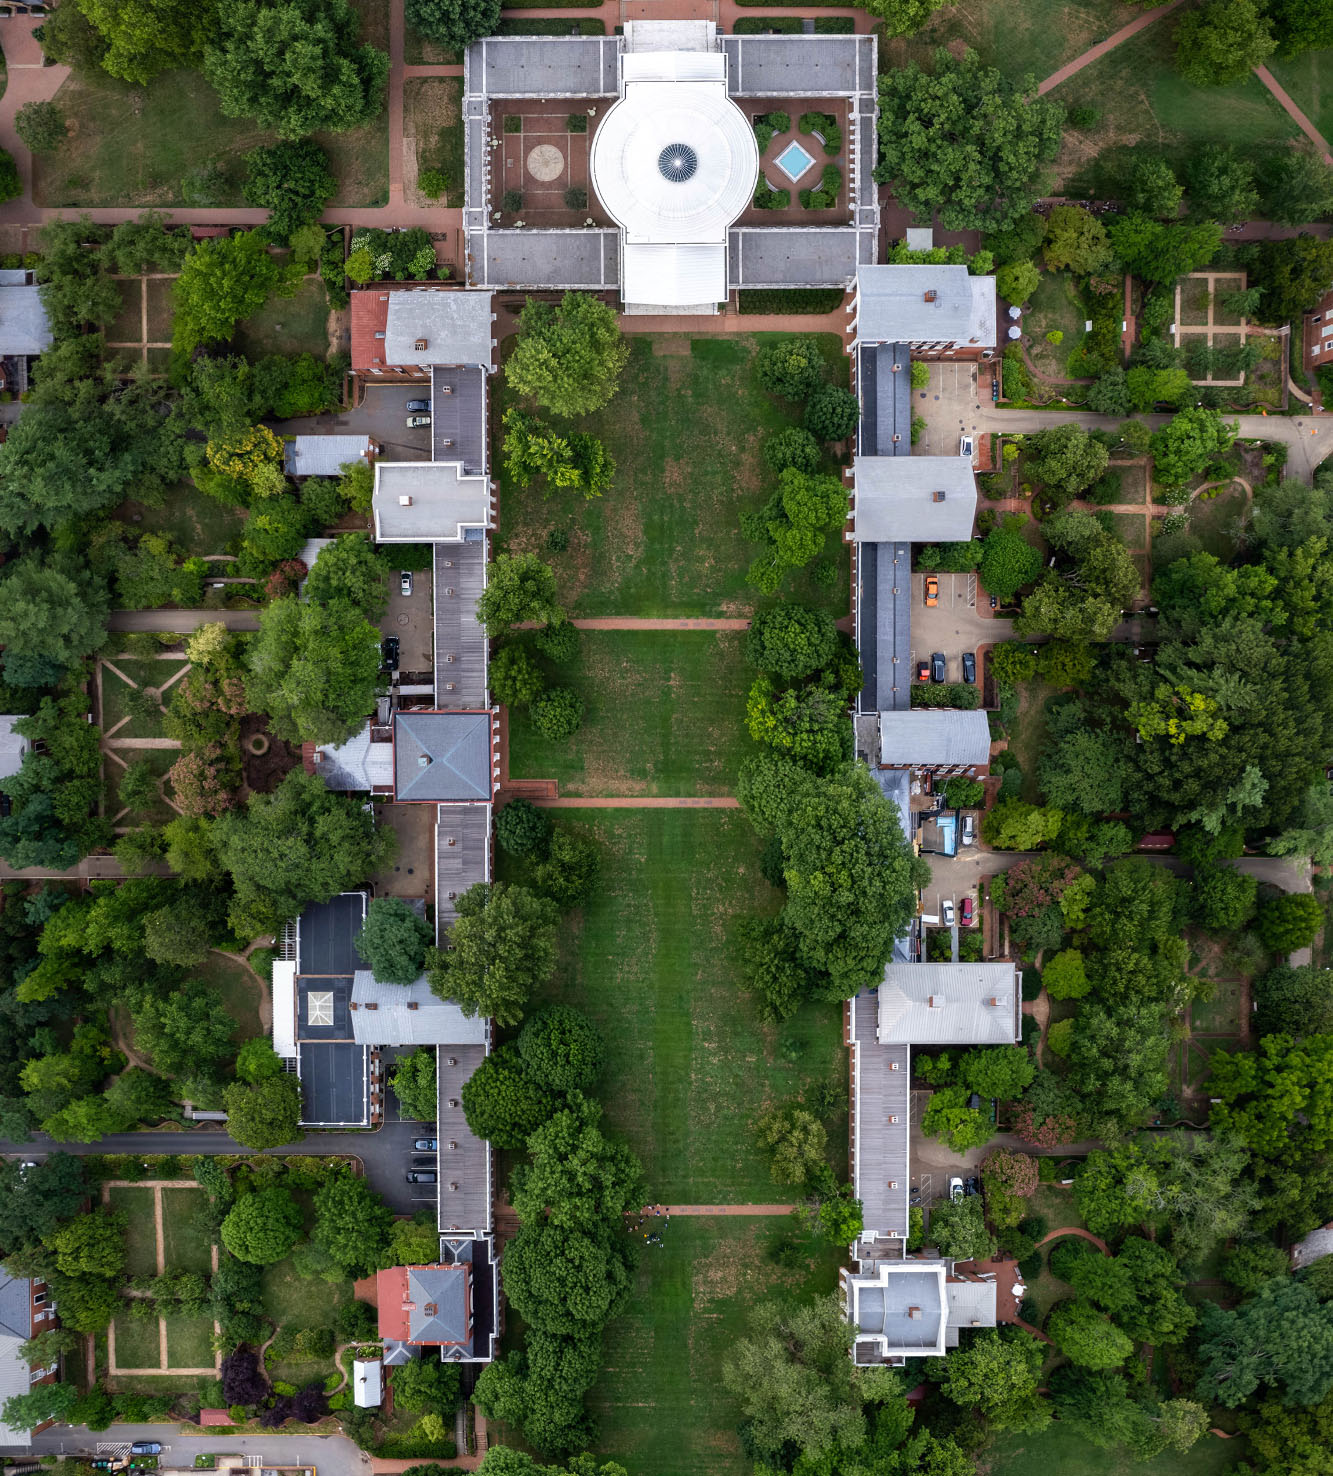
(427, 882, 559, 1028)
(505, 293, 629, 418)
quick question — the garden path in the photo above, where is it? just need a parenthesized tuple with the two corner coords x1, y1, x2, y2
(1255, 65, 1333, 167)
(1035, 0, 1187, 96)
(1034, 1225, 1111, 1255)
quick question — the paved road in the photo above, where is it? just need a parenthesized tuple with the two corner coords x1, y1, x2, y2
(0, 1114, 434, 1217)
(29, 1424, 372, 1476)
(108, 610, 261, 633)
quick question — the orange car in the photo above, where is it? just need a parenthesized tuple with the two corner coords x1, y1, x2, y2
(924, 576, 939, 607)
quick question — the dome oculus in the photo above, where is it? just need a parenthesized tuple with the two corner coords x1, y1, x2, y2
(657, 143, 699, 182)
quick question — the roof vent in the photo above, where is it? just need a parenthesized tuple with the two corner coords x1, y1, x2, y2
(415, 339, 428, 351)
(448, 1098, 459, 1108)
(365, 1002, 378, 1011)
(447, 836, 456, 847)
(445, 588, 455, 597)
(888, 1061, 900, 1071)
(418, 755, 430, 767)
(988, 996, 1000, 1007)
(442, 559, 453, 567)
(892, 433, 901, 443)
(891, 361, 901, 372)
(446, 653, 456, 663)
(374, 330, 385, 340)
(350, 1001, 359, 1011)
(446, 889, 457, 900)
(928, 995, 940, 1007)
(448, 1140, 458, 1149)
(379, 294, 389, 301)
(449, 1182, 459, 1192)
(399, 495, 413, 507)
(932, 490, 946, 503)
(445, 682, 456, 692)
(447, 1057, 457, 1067)
(887, 1179, 898, 1189)
(439, 383, 454, 395)
(924, 290, 937, 303)
(441, 439, 454, 448)
(888, 1114, 899, 1124)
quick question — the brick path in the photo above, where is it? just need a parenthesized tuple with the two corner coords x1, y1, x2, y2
(531, 796, 740, 808)
(1036, 0, 1187, 96)
(1035, 1226, 1111, 1255)
(638, 1203, 796, 1215)
(514, 617, 752, 630)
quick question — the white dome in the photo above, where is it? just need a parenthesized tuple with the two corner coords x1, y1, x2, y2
(590, 78, 760, 245)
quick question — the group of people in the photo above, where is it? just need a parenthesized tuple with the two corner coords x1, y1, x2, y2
(631, 1203, 671, 1247)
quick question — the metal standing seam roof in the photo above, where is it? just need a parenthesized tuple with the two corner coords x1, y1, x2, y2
(0, 716, 29, 783)
(855, 540, 911, 716)
(373, 462, 492, 543)
(298, 1041, 367, 1126)
(876, 962, 1022, 1047)
(0, 1331, 32, 1447)
(353, 1358, 382, 1407)
(284, 436, 371, 478)
(433, 366, 487, 474)
(856, 343, 911, 458)
(272, 960, 297, 1058)
(851, 456, 978, 543)
(0, 283, 52, 357)
(437, 1044, 494, 1236)
(350, 970, 489, 1046)
(434, 540, 488, 709)
(313, 723, 395, 792)
(849, 991, 910, 1240)
(394, 711, 494, 802)
(945, 1277, 998, 1344)
(721, 34, 873, 96)
(296, 893, 368, 975)
(471, 229, 620, 291)
(383, 289, 495, 370)
(470, 35, 621, 98)
(877, 709, 993, 768)
(855, 264, 997, 349)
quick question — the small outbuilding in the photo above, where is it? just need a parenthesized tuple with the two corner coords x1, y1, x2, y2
(353, 1356, 383, 1408)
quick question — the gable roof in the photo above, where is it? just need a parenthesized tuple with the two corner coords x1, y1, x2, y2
(851, 457, 978, 543)
(878, 710, 992, 768)
(393, 711, 493, 802)
(856, 265, 995, 349)
(0, 717, 29, 783)
(350, 971, 489, 1046)
(876, 962, 1021, 1046)
(285, 436, 372, 478)
(0, 1278, 29, 1341)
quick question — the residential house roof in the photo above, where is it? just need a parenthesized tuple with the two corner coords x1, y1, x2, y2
(433, 540, 488, 708)
(848, 991, 910, 1240)
(284, 436, 372, 478)
(393, 710, 493, 802)
(0, 1276, 32, 1448)
(372, 462, 492, 543)
(878, 710, 992, 769)
(312, 723, 395, 792)
(1292, 1223, 1333, 1270)
(0, 717, 29, 783)
(845, 1262, 947, 1361)
(435, 802, 492, 933)
(851, 457, 978, 543)
(384, 289, 495, 370)
(876, 962, 1021, 1046)
(0, 283, 51, 357)
(350, 291, 391, 372)
(376, 1264, 472, 1347)
(349, 971, 489, 1046)
(855, 264, 996, 349)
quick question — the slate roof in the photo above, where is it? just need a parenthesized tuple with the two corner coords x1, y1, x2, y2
(393, 711, 493, 802)
(384, 289, 494, 369)
(0, 717, 29, 783)
(856, 541, 911, 715)
(350, 971, 489, 1046)
(468, 35, 621, 97)
(878, 710, 992, 768)
(851, 457, 978, 543)
(857, 344, 912, 458)
(876, 962, 1022, 1046)
(728, 227, 861, 288)
(856, 265, 996, 349)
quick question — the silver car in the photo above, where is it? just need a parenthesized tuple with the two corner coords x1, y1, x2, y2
(942, 899, 955, 927)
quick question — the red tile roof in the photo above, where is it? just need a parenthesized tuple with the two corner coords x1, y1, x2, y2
(376, 1266, 411, 1341)
(351, 291, 392, 373)
(198, 1409, 234, 1427)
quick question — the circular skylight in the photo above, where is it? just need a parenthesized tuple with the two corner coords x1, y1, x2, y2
(658, 143, 698, 182)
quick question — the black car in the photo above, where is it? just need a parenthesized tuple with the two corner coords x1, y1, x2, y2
(405, 398, 430, 412)
(129, 1446, 161, 1457)
(961, 651, 976, 683)
(381, 635, 400, 670)
(989, 594, 998, 610)
(413, 1137, 437, 1151)
(930, 651, 946, 683)
(406, 1170, 437, 1184)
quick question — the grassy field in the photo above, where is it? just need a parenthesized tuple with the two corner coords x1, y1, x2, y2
(109, 1187, 159, 1276)
(232, 278, 330, 361)
(1189, 482, 1250, 561)
(111, 1312, 161, 1370)
(1007, 680, 1060, 804)
(261, 1258, 352, 1330)
(1266, 51, 1333, 150)
(119, 485, 248, 557)
(160, 1188, 214, 1274)
(987, 1423, 1243, 1476)
(1022, 271, 1088, 380)
(506, 631, 752, 795)
(1050, 21, 1299, 196)
(504, 810, 847, 1202)
(101, 658, 187, 739)
(494, 334, 851, 618)
(585, 1219, 843, 1476)
(163, 1313, 216, 1369)
(405, 78, 465, 207)
(197, 951, 264, 1043)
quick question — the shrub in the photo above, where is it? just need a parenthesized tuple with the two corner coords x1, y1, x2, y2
(417, 168, 448, 199)
(755, 336, 825, 399)
(530, 687, 584, 740)
(504, 116, 522, 134)
(805, 383, 860, 442)
(567, 113, 588, 133)
(738, 289, 845, 315)
(495, 799, 551, 859)
(1047, 1018, 1075, 1057)
(798, 110, 841, 155)
(534, 620, 579, 664)
(489, 644, 545, 708)
(501, 190, 523, 213)
(563, 187, 587, 211)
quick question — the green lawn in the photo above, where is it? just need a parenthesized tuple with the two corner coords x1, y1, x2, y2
(232, 278, 330, 361)
(501, 810, 847, 1202)
(112, 1312, 161, 1370)
(507, 632, 753, 795)
(1023, 271, 1088, 381)
(1007, 680, 1060, 804)
(987, 1424, 1243, 1476)
(108, 280, 142, 345)
(585, 1219, 843, 1476)
(1112, 511, 1146, 551)
(100, 659, 185, 739)
(119, 484, 248, 558)
(109, 1187, 159, 1276)
(160, 1188, 214, 1274)
(405, 77, 465, 208)
(261, 1258, 352, 1330)
(1189, 483, 1251, 561)
(1051, 21, 1300, 196)
(197, 951, 265, 1043)
(1266, 50, 1333, 152)
(109, 747, 177, 825)
(163, 1313, 216, 1369)
(146, 277, 175, 341)
(494, 334, 851, 618)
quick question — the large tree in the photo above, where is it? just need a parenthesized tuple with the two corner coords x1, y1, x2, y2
(220, 1186, 304, 1264)
(936, 1327, 1049, 1431)
(873, 48, 1064, 231)
(510, 1102, 642, 1231)
(129, 977, 235, 1085)
(404, 0, 500, 52)
(1174, 0, 1275, 87)
(172, 230, 289, 354)
(203, 0, 389, 139)
(460, 1043, 562, 1147)
(303, 534, 388, 616)
(1042, 204, 1113, 275)
(1150, 407, 1236, 486)
(242, 139, 337, 242)
(355, 896, 433, 986)
(0, 555, 109, 676)
(212, 768, 396, 933)
(476, 553, 563, 635)
(501, 1220, 634, 1339)
(1026, 424, 1109, 504)
(505, 293, 629, 418)
(312, 1168, 393, 1276)
(221, 1073, 303, 1151)
(73, 0, 215, 82)
(427, 882, 559, 1027)
(1197, 1279, 1333, 1408)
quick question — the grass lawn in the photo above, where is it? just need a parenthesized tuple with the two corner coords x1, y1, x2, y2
(119, 484, 248, 558)
(1109, 459, 1149, 504)
(108, 280, 142, 345)
(1023, 272, 1087, 380)
(160, 1188, 214, 1274)
(232, 278, 330, 361)
(987, 1423, 1243, 1476)
(146, 277, 175, 341)
(494, 334, 850, 618)
(112, 1312, 161, 1370)
(1178, 277, 1211, 327)
(879, 0, 1138, 89)
(1112, 511, 1146, 550)
(163, 1313, 216, 1369)
(261, 1258, 352, 1331)
(197, 951, 265, 1043)
(101, 658, 185, 738)
(404, 27, 460, 64)
(1006, 680, 1059, 804)
(1189, 482, 1250, 561)
(405, 78, 465, 207)
(1189, 975, 1244, 1036)
(585, 1219, 843, 1476)
(1051, 22, 1299, 196)
(501, 810, 847, 1202)
(109, 1187, 159, 1275)
(109, 747, 177, 826)
(1212, 276, 1246, 327)
(507, 632, 752, 795)
(36, 64, 387, 208)
(1267, 51, 1333, 153)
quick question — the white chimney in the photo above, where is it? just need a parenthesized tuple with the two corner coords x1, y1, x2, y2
(398, 495, 413, 507)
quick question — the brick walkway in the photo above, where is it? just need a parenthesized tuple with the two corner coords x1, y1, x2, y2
(638, 1203, 796, 1215)
(531, 796, 740, 808)
(1036, 0, 1187, 96)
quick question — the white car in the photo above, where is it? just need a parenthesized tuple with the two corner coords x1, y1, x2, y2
(949, 1176, 964, 1202)
(942, 899, 955, 927)
(960, 435, 974, 459)
(401, 571, 413, 597)
(961, 814, 975, 847)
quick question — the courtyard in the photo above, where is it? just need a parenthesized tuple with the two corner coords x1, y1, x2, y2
(489, 100, 612, 228)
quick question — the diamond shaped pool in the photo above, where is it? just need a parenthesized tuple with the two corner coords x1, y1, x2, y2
(773, 139, 816, 183)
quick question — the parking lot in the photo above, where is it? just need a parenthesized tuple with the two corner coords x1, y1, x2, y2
(911, 571, 1014, 684)
(278, 384, 433, 461)
(382, 560, 434, 676)
(913, 360, 985, 459)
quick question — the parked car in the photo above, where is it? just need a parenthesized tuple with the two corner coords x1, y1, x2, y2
(942, 899, 955, 927)
(961, 814, 975, 847)
(961, 895, 974, 926)
(401, 571, 413, 597)
(405, 399, 430, 413)
(962, 651, 976, 683)
(960, 435, 974, 459)
(381, 636, 400, 670)
(989, 594, 998, 610)
(948, 1176, 964, 1202)
(991, 377, 999, 402)
(406, 1171, 437, 1184)
(924, 575, 939, 607)
(916, 659, 930, 682)
(406, 414, 431, 428)
(413, 1138, 437, 1152)
(931, 651, 946, 682)
(129, 1446, 161, 1457)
